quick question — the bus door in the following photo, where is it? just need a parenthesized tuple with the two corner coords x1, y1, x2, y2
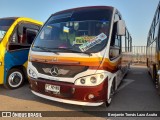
(109, 13, 123, 86)
(4, 22, 39, 88)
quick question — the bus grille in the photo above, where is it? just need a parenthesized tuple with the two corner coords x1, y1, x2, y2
(32, 62, 88, 78)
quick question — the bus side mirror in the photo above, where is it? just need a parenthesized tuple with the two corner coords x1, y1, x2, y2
(117, 20, 126, 36)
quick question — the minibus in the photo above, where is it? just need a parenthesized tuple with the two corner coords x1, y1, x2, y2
(0, 17, 42, 89)
(28, 6, 132, 106)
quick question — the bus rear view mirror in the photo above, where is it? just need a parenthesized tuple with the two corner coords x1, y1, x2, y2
(117, 20, 126, 36)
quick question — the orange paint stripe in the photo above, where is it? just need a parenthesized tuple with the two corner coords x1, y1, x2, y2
(31, 55, 102, 62)
(30, 55, 119, 69)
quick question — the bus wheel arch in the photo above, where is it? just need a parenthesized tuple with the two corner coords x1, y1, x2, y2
(105, 77, 116, 107)
(4, 66, 26, 89)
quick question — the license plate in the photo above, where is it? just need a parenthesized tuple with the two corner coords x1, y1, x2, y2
(45, 84, 60, 94)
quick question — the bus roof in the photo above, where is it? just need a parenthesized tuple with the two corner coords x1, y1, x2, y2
(0, 17, 43, 25)
(52, 6, 114, 16)
(0, 17, 18, 20)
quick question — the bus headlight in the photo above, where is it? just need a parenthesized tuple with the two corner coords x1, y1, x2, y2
(90, 77, 97, 84)
(74, 73, 107, 86)
(28, 68, 37, 79)
(80, 79, 86, 84)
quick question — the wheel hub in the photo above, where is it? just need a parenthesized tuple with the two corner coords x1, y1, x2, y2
(8, 72, 23, 87)
(11, 74, 21, 85)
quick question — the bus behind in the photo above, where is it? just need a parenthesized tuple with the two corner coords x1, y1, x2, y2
(0, 17, 42, 89)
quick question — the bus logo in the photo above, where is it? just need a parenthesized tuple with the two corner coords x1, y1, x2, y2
(50, 67, 59, 76)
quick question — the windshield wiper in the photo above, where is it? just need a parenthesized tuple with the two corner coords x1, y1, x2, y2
(33, 46, 59, 55)
(52, 47, 92, 56)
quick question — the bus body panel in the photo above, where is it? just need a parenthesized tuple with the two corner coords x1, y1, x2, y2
(28, 54, 116, 106)
(0, 43, 6, 84)
(29, 77, 108, 104)
(4, 49, 29, 84)
(28, 50, 130, 106)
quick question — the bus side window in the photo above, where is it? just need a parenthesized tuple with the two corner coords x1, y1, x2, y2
(8, 23, 40, 51)
(109, 13, 121, 59)
(26, 28, 38, 44)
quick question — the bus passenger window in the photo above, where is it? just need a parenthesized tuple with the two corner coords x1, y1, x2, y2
(26, 29, 38, 44)
(18, 28, 26, 44)
(10, 32, 18, 43)
(9, 23, 40, 51)
(109, 22, 121, 59)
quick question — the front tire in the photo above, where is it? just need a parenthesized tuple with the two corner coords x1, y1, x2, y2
(4, 68, 25, 89)
(106, 79, 115, 107)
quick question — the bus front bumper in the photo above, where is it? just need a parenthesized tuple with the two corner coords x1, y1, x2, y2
(29, 78, 108, 106)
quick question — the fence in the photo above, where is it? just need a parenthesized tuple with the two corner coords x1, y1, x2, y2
(122, 46, 147, 64)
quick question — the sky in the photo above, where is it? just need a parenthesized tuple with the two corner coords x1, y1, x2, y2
(0, 0, 159, 46)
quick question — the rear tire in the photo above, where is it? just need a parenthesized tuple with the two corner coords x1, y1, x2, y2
(153, 65, 157, 85)
(4, 68, 25, 89)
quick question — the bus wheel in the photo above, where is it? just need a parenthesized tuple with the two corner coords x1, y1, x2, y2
(157, 76, 160, 95)
(106, 80, 115, 107)
(153, 66, 157, 84)
(4, 68, 25, 89)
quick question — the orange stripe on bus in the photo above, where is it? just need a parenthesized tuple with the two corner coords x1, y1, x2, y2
(30, 55, 119, 72)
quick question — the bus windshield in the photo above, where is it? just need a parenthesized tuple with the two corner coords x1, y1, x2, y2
(33, 9, 112, 53)
(0, 19, 15, 42)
